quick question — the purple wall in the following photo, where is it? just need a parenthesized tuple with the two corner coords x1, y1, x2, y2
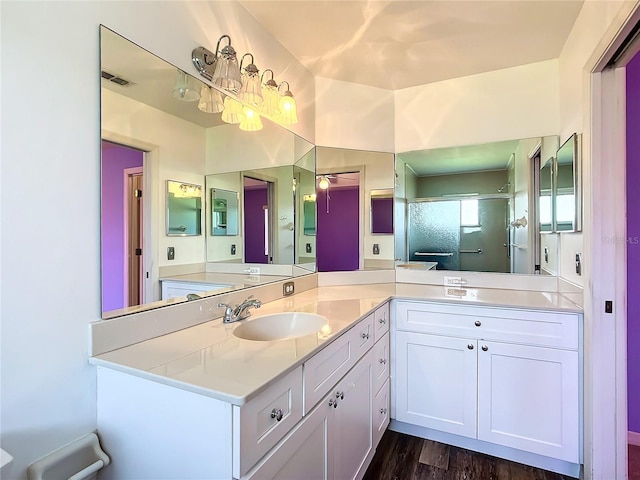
(317, 186, 359, 272)
(371, 197, 394, 234)
(627, 52, 640, 433)
(244, 185, 268, 264)
(101, 141, 143, 312)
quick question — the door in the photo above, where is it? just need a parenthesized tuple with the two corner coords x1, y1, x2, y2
(477, 341, 579, 462)
(243, 177, 272, 264)
(126, 170, 143, 306)
(407, 200, 460, 270)
(395, 331, 477, 438)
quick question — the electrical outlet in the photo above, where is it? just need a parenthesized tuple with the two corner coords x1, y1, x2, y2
(306, 243, 312, 253)
(443, 276, 463, 287)
(373, 244, 380, 255)
(283, 281, 295, 296)
(575, 253, 582, 276)
(231, 244, 236, 255)
(246, 267, 260, 275)
(167, 247, 175, 260)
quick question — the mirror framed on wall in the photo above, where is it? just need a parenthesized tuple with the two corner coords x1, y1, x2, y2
(395, 135, 573, 276)
(99, 25, 316, 319)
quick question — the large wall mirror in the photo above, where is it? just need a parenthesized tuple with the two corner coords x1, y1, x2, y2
(396, 135, 562, 275)
(100, 26, 315, 318)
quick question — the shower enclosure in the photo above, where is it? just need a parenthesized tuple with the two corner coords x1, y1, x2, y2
(407, 197, 511, 272)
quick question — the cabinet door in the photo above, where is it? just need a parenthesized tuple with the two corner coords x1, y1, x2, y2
(395, 331, 477, 438)
(477, 341, 579, 463)
(243, 398, 331, 480)
(373, 302, 389, 343)
(332, 348, 374, 480)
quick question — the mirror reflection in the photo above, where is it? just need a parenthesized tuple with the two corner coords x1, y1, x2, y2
(396, 136, 559, 274)
(555, 133, 581, 232)
(166, 181, 202, 236)
(100, 26, 315, 318)
(211, 188, 239, 236)
(371, 189, 394, 234)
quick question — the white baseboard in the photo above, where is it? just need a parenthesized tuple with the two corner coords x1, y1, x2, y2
(629, 431, 640, 446)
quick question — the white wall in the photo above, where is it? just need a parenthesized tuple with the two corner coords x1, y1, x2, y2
(315, 77, 395, 152)
(0, 2, 313, 478)
(394, 60, 560, 153)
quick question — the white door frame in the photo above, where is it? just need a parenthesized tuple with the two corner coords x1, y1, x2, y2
(585, 3, 639, 478)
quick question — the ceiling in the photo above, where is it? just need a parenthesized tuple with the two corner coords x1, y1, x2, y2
(239, 0, 584, 90)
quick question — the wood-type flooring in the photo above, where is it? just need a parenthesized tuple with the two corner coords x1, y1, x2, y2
(364, 430, 611, 480)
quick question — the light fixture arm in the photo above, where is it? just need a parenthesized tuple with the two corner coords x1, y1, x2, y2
(214, 34, 232, 57)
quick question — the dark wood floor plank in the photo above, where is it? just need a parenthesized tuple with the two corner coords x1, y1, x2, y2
(630, 444, 640, 480)
(418, 439, 450, 470)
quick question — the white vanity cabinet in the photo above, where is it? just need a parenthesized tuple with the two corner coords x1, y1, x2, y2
(160, 279, 231, 300)
(393, 300, 581, 466)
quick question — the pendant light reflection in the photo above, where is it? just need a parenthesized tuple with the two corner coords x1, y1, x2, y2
(239, 106, 263, 131)
(211, 35, 242, 92)
(172, 69, 200, 102)
(258, 69, 281, 117)
(237, 53, 263, 105)
(276, 81, 298, 125)
(221, 96, 245, 124)
(198, 85, 224, 113)
(317, 175, 331, 190)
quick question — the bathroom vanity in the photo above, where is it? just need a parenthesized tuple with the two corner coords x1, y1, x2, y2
(91, 283, 582, 479)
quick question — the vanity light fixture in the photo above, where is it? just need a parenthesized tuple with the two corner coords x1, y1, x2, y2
(276, 81, 298, 125)
(239, 106, 263, 131)
(221, 96, 245, 124)
(258, 69, 281, 117)
(172, 69, 200, 102)
(198, 84, 224, 114)
(237, 53, 263, 105)
(210, 35, 242, 92)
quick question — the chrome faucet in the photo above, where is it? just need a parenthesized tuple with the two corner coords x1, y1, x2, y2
(218, 296, 261, 323)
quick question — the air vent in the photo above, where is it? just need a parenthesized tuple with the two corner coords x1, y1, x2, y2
(101, 70, 132, 87)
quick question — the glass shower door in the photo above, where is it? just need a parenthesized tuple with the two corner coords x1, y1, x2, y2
(408, 200, 460, 270)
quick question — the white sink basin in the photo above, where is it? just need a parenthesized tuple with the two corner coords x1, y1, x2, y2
(233, 312, 328, 341)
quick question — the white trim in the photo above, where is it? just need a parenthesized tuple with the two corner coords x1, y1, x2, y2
(629, 431, 640, 447)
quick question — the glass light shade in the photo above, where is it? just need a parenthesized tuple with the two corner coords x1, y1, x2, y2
(258, 85, 281, 116)
(221, 97, 245, 124)
(277, 93, 298, 124)
(239, 107, 263, 132)
(238, 74, 263, 105)
(198, 85, 224, 114)
(211, 45, 242, 92)
(172, 70, 200, 102)
(318, 176, 330, 190)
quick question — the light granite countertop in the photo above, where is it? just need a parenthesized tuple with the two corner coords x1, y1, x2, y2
(90, 283, 582, 406)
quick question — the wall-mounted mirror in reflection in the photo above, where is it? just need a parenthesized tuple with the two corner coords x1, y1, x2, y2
(100, 26, 315, 319)
(396, 135, 559, 275)
(538, 156, 554, 233)
(555, 133, 581, 232)
(211, 188, 239, 236)
(166, 181, 202, 236)
(370, 189, 394, 234)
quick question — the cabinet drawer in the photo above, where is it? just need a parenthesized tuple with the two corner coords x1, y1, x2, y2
(303, 314, 374, 414)
(396, 301, 579, 349)
(373, 378, 390, 448)
(372, 332, 389, 395)
(373, 302, 390, 343)
(233, 366, 303, 478)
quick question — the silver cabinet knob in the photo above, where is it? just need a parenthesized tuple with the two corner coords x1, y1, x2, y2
(475, 320, 481, 327)
(379, 408, 388, 414)
(378, 317, 386, 324)
(335, 391, 344, 400)
(481, 345, 488, 351)
(329, 399, 338, 408)
(379, 358, 387, 365)
(467, 344, 474, 350)
(270, 408, 284, 422)
(361, 332, 370, 340)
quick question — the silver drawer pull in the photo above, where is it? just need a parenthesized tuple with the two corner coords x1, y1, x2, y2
(475, 320, 481, 327)
(379, 358, 387, 365)
(335, 391, 344, 400)
(481, 345, 489, 352)
(378, 318, 386, 324)
(270, 408, 284, 422)
(467, 344, 474, 350)
(379, 408, 388, 414)
(329, 399, 338, 408)
(361, 332, 370, 340)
